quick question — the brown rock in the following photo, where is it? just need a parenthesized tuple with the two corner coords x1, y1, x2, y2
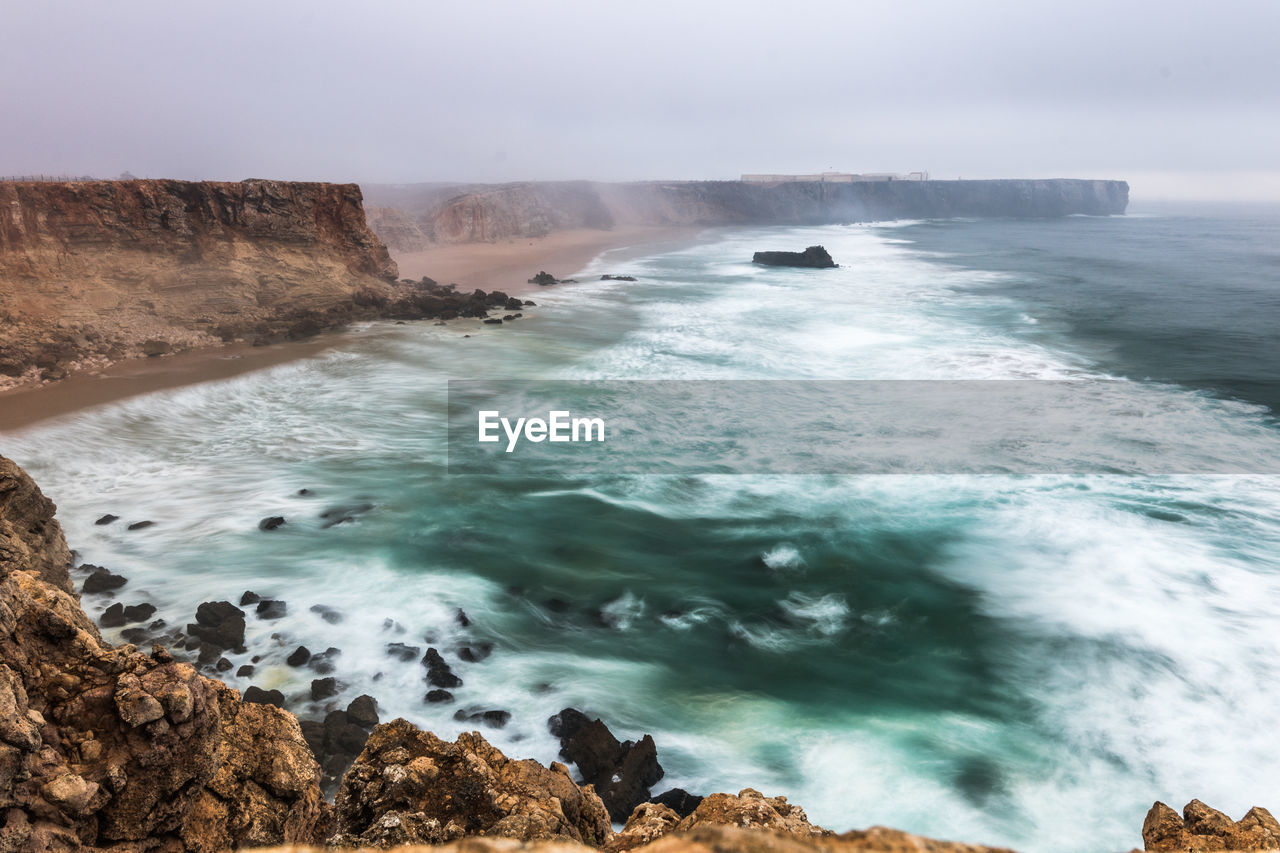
(674, 788, 831, 839)
(609, 803, 681, 852)
(333, 718, 612, 847)
(1142, 799, 1280, 851)
(0, 456, 72, 591)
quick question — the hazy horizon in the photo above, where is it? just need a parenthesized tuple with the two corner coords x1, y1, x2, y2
(3, 0, 1277, 201)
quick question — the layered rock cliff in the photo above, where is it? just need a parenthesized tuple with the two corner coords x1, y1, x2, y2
(0, 179, 399, 387)
(362, 178, 1129, 247)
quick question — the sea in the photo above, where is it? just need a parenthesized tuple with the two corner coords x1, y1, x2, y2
(4, 201, 1280, 852)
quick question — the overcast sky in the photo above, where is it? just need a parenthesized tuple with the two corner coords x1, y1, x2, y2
(3, 0, 1277, 199)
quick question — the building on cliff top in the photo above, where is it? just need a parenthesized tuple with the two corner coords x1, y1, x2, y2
(741, 171, 929, 183)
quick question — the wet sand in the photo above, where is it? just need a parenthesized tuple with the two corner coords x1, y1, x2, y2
(0, 225, 703, 432)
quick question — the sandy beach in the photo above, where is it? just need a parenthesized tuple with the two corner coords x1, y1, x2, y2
(0, 224, 701, 433)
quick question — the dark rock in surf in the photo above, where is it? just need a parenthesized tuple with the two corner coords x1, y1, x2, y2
(424, 689, 454, 704)
(186, 600, 246, 650)
(94, 513, 119, 525)
(256, 599, 287, 619)
(287, 646, 312, 667)
(528, 271, 558, 286)
(455, 608, 472, 628)
(386, 642, 421, 662)
(548, 707, 665, 823)
(483, 318, 502, 325)
(311, 677, 343, 701)
(347, 694, 380, 728)
(752, 245, 837, 269)
(453, 708, 511, 729)
(236, 664, 255, 677)
(309, 647, 342, 674)
(239, 590, 261, 606)
(243, 685, 285, 708)
(600, 274, 637, 281)
(311, 604, 344, 624)
(127, 520, 155, 530)
(319, 502, 374, 528)
(457, 642, 493, 663)
(258, 515, 286, 531)
(82, 566, 127, 594)
(422, 647, 463, 689)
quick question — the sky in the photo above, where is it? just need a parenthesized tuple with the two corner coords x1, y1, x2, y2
(3, 0, 1277, 200)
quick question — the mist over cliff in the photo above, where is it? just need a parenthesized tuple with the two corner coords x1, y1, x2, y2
(362, 179, 1129, 250)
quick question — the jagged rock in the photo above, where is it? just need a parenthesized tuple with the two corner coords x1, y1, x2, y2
(1143, 799, 1280, 851)
(0, 456, 72, 591)
(258, 515, 286, 531)
(187, 600, 246, 650)
(528, 271, 558, 286)
(549, 708, 664, 823)
(652, 788, 704, 818)
(456, 608, 472, 627)
(332, 719, 611, 847)
(82, 566, 128, 594)
(674, 788, 830, 838)
(752, 246, 837, 269)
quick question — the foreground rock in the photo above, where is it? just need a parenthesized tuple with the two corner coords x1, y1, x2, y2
(332, 719, 611, 847)
(0, 454, 329, 850)
(752, 246, 837, 269)
(1143, 800, 1280, 851)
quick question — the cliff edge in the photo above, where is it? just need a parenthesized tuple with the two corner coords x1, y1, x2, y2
(0, 179, 398, 387)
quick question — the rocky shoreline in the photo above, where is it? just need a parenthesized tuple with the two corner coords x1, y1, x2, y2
(0, 453, 1276, 852)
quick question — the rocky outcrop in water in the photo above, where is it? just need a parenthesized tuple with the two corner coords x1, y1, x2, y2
(0, 179, 398, 388)
(752, 246, 837, 268)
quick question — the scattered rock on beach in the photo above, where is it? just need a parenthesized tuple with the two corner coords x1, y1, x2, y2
(82, 566, 127, 594)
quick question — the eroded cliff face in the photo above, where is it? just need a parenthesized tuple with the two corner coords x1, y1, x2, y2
(0, 179, 398, 387)
(363, 178, 1130, 247)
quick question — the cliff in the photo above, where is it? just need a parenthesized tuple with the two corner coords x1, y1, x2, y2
(362, 178, 1129, 247)
(0, 179, 398, 387)
(0, 453, 1274, 851)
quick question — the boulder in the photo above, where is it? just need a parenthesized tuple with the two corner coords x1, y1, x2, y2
(126, 520, 155, 530)
(528, 271, 558, 286)
(752, 245, 837, 269)
(287, 645, 312, 667)
(186, 600, 246, 651)
(423, 647, 463, 688)
(652, 787, 704, 818)
(332, 719, 611, 847)
(94, 514, 119, 526)
(82, 566, 128, 594)
(258, 515, 286, 531)
(1143, 799, 1280, 852)
(256, 599, 287, 619)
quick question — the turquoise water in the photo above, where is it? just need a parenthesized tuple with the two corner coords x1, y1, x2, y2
(5, 208, 1280, 851)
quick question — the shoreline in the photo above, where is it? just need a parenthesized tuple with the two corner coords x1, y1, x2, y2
(0, 224, 703, 433)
